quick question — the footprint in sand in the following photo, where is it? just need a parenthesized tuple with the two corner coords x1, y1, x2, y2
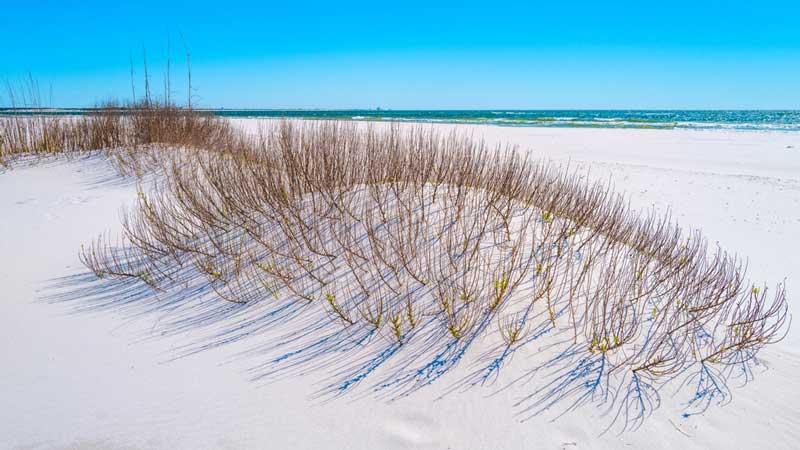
(51, 195, 96, 206)
(14, 196, 39, 206)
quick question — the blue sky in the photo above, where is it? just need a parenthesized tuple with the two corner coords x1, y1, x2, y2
(1, 0, 799, 109)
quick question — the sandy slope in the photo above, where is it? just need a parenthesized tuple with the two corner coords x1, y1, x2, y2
(1, 123, 799, 449)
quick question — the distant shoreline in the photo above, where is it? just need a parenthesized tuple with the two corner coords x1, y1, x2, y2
(2, 108, 800, 131)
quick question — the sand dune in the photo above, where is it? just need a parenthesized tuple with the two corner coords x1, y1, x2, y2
(1, 122, 798, 449)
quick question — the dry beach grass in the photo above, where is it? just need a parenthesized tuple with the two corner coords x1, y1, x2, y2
(0, 102, 790, 431)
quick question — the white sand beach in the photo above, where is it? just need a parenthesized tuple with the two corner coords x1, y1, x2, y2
(2, 121, 799, 450)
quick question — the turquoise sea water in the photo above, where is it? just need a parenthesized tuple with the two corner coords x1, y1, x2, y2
(4, 109, 800, 131)
(214, 110, 800, 131)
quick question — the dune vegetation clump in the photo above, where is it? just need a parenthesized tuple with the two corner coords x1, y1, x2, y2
(0, 94, 243, 170)
(1, 104, 789, 430)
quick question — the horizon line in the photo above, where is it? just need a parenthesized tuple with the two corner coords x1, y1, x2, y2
(3, 107, 800, 112)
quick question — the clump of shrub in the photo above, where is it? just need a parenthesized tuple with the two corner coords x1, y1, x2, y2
(2, 103, 789, 430)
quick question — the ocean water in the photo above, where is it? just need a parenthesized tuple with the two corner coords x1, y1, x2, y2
(4, 109, 800, 131)
(213, 110, 800, 131)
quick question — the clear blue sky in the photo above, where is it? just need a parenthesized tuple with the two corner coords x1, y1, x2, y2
(1, 0, 799, 109)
